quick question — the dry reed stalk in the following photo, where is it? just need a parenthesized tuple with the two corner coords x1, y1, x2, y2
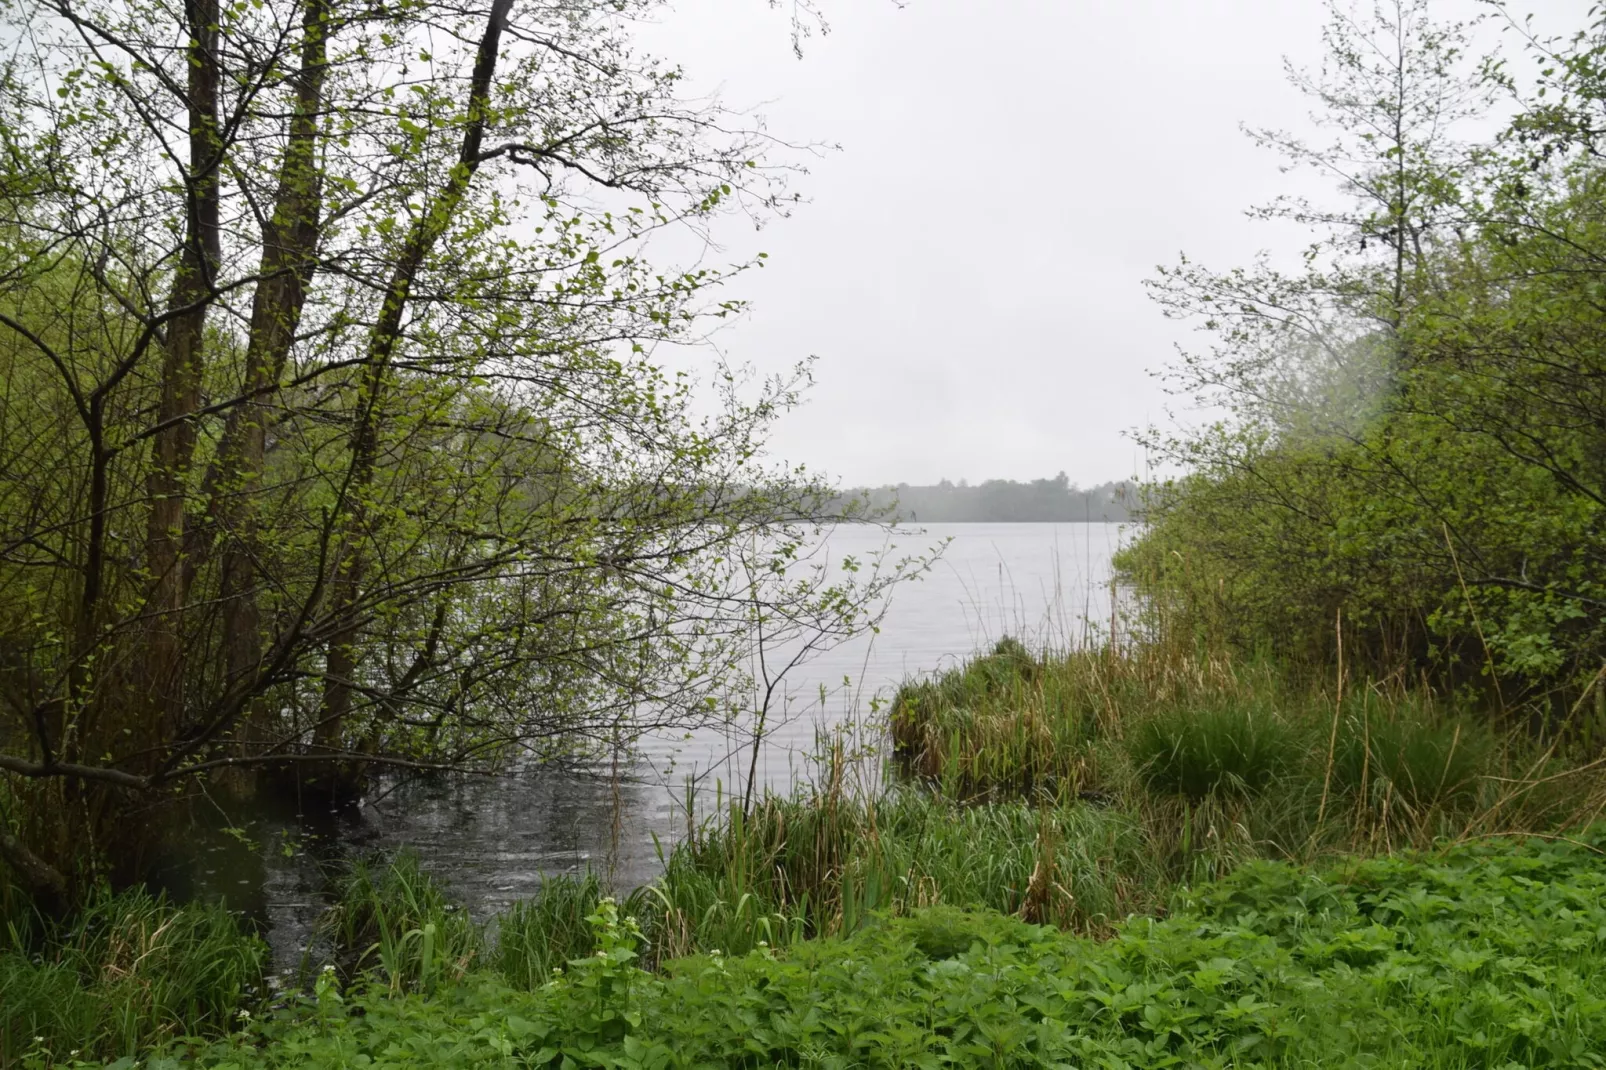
(1314, 608, 1345, 840)
(1462, 664, 1606, 841)
(1413, 722, 1464, 844)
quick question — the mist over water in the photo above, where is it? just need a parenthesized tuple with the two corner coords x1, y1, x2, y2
(163, 522, 1129, 971)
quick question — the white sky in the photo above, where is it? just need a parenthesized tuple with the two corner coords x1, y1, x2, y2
(632, 0, 1589, 489)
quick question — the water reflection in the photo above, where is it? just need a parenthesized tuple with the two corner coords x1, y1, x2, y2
(155, 522, 1129, 971)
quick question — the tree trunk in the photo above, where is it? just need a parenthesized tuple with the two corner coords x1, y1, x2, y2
(143, 0, 222, 748)
(212, 0, 330, 771)
(314, 0, 514, 782)
(0, 824, 67, 917)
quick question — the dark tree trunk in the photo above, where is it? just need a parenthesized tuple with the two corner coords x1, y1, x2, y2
(211, 0, 330, 774)
(315, 0, 515, 788)
(143, 0, 223, 749)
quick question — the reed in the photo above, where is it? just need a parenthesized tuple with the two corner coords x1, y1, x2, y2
(891, 638, 1100, 799)
(633, 786, 1159, 955)
(682, 634, 1599, 934)
(495, 872, 613, 988)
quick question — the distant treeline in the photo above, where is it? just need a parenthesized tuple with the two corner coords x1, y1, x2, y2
(840, 474, 1134, 523)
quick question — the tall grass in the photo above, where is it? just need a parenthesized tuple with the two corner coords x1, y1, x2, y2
(316, 852, 480, 993)
(1330, 701, 1494, 810)
(0, 887, 265, 1065)
(1127, 700, 1298, 800)
(891, 637, 1597, 837)
(495, 872, 612, 988)
(891, 638, 1100, 799)
(645, 789, 1155, 951)
(311, 638, 1606, 984)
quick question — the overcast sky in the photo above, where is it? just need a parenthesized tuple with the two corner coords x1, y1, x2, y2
(632, 1, 1587, 489)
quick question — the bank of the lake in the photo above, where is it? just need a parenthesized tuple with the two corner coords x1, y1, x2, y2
(8, 634, 1606, 1066)
(144, 522, 1132, 973)
(11, 829, 1606, 1068)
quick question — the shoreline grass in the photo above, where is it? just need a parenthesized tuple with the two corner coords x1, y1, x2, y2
(7, 638, 1606, 1065)
(48, 829, 1606, 1068)
(0, 887, 265, 1064)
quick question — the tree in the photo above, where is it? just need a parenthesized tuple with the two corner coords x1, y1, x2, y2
(0, 0, 917, 905)
(1122, 1, 1606, 706)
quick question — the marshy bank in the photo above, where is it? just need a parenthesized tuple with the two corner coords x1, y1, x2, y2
(7, 634, 1606, 1064)
(30, 523, 1132, 975)
(9, 799, 1606, 1067)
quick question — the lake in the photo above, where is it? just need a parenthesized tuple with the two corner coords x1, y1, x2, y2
(160, 522, 1130, 969)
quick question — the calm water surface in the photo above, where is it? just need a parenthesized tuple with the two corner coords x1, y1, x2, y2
(163, 522, 1129, 968)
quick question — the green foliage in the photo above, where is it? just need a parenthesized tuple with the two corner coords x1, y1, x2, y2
(0, 0, 923, 902)
(319, 853, 481, 993)
(1128, 702, 1300, 801)
(1123, 0, 1606, 701)
(0, 888, 264, 1065)
(127, 832, 1606, 1068)
(494, 874, 608, 990)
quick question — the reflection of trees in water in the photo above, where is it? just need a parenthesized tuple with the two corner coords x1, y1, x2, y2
(147, 763, 664, 973)
(363, 766, 661, 905)
(145, 525, 1126, 971)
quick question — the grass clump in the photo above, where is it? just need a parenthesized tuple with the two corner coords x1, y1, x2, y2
(889, 638, 1589, 853)
(0, 887, 264, 1065)
(1331, 702, 1497, 811)
(891, 637, 1098, 798)
(319, 852, 480, 993)
(494, 873, 609, 989)
(1127, 701, 1300, 800)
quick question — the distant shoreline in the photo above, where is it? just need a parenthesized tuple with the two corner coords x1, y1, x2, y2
(877, 517, 1129, 524)
(834, 474, 1134, 524)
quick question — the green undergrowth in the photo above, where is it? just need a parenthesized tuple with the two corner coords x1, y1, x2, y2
(91, 830, 1606, 1068)
(10, 640, 1606, 1066)
(0, 888, 265, 1065)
